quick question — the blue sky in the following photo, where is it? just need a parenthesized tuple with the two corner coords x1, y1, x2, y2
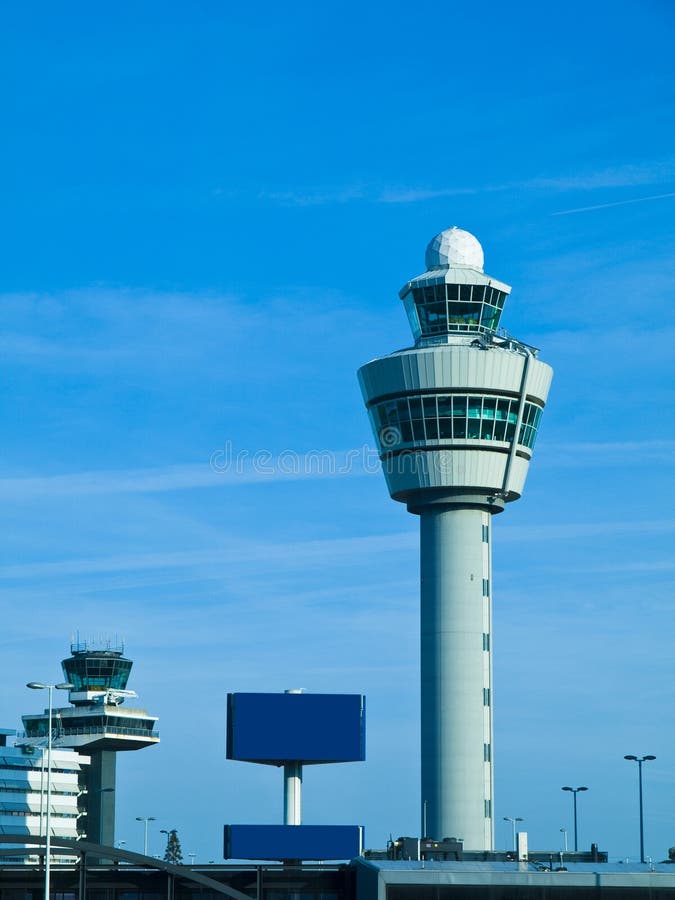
(1, 0, 674, 863)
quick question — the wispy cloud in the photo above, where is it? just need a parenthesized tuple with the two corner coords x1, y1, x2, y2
(526, 161, 674, 191)
(258, 185, 367, 206)
(0, 286, 382, 387)
(377, 186, 477, 204)
(0, 448, 379, 500)
(538, 439, 675, 467)
(0, 532, 416, 581)
(551, 190, 675, 216)
(381, 166, 675, 205)
(1, 437, 672, 501)
(3, 512, 674, 584)
(502, 517, 675, 542)
(258, 160, 675, 207)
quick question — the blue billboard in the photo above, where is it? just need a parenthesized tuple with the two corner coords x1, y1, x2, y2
(224, 824, 363, 860)
(226, 692, 365, 764)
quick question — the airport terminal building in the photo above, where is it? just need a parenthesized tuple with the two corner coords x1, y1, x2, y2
(1, 847, 675, 900)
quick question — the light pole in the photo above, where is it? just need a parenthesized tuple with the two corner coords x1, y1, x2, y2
(560, 827, 568, 852)
(188, 852, 196, 866)
(503, 816, 523, 851)
(27, 681, 74, 900)
(624, 754, 656, 863)
(561, 786, 587, 852)
(135, 816, 156, 856)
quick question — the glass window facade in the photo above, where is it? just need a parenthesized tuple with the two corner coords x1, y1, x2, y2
(404, 284, 507, 339)
(62, 655, 132, 692)
(24, 715, 158, 740)
(371, 394, 543, 452)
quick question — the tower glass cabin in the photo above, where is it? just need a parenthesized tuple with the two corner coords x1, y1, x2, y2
(358, 228, 552, 850)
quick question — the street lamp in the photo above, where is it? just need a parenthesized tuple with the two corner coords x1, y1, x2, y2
(561, 786, 588, 852)
(503, 816, 523, 851)
(188, 852, 196, 866)
(624, 754, 656, 863)
(560, 827, 568, 852)
(27, 681, 74, 900)
(135, 816, 156, 856)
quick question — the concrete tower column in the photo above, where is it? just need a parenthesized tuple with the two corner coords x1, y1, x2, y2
(87, 751, 117, 848)
(283, 762, 303, 825)
(283, 688, 303, 826)
(419, 505, 494, 848)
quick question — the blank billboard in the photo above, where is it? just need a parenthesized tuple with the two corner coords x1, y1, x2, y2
(224, 824, 363, 860)
(226, 692, 365, 764)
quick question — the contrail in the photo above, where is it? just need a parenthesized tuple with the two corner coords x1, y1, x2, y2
(552, 191, 675, 216)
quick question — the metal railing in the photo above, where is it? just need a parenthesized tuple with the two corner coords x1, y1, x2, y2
(20, 725, 159, 740)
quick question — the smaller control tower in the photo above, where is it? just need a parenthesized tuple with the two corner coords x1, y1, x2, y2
(22, 640, 158, 848)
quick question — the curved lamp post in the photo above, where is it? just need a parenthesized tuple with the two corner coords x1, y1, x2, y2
(503, 816, 523, 851)
(561, 786, 587, 852)
(27, 681, 74, 900)
(624, 754, 656, 863)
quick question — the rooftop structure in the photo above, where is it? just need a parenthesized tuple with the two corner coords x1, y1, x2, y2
(358, 228, 553, 849)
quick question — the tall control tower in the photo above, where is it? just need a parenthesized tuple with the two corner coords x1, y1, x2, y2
(358, 228, 552, 850)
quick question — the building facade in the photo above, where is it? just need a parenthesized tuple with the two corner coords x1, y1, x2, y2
(0, 730, 87, 863)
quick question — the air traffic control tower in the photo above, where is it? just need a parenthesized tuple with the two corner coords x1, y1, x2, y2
(22, 640, 158, 848)
(358, 228, 552, 851)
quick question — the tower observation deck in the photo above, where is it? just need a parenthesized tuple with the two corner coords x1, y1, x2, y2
(358, 227, 552, 850)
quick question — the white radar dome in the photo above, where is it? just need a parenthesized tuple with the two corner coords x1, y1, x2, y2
(425, 227, 484, 272)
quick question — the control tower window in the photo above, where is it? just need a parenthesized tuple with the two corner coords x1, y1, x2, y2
(62, 656, 132, 692)
(406, 284, 507, 337)
(403, 294, 422, 342)
(423, 398, 438, 438)
(372, 394, 544, 453)
(481, 398, 496, 440)
(467, 397, 482, 439)
(518, 403, 543, 449)
(480, 304, 501, 331)
(448, 302, 481, 328)
(419, 301, 448, 334)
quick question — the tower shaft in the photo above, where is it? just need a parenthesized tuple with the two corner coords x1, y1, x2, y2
(87, 750, 117, 848)
(420, 506, 493, 848)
